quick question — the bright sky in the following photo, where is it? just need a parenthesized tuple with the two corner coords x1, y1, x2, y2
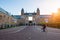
(0, 0, 60, 15)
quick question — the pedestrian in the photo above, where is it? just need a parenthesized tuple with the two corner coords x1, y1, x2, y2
(42, 24, 46, 32)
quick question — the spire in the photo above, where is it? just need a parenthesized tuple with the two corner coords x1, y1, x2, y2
(21, 8, 24, 15)
(37, 8, 40, 15)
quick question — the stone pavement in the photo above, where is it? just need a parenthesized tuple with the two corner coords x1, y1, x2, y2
(0, 26, 60, 40)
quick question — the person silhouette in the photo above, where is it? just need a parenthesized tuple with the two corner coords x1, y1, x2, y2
(42, 24, 46, 32)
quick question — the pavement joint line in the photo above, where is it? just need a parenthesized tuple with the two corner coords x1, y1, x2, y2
(8, 26, 28, 34)
(48, 32, 60, 34)
(0, 26, 28, 35)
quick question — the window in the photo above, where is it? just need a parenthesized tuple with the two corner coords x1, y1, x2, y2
(0, 15, 2, 19)
(28, 16, 33, 21)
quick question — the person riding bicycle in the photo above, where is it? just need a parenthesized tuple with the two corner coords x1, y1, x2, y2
(42, 24, 46, 32)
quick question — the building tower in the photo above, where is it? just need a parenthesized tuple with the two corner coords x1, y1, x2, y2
(37, 8, 40, 15)
(21, 8, 24, 15)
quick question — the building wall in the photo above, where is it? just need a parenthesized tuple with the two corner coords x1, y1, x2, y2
(16, 8, 51, 25)
(0, 12, 16, 28)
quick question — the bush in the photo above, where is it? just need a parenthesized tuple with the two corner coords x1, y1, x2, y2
(47, 22, 60, 29)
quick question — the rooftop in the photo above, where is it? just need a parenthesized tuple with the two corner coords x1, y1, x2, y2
(0, 7, 11, 16)
(24, 13, 36, 16)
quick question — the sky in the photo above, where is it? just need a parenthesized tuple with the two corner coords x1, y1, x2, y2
(0, 0, 60, 15)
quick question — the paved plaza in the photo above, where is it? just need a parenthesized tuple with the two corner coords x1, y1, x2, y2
(0, 26, 60, 40)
